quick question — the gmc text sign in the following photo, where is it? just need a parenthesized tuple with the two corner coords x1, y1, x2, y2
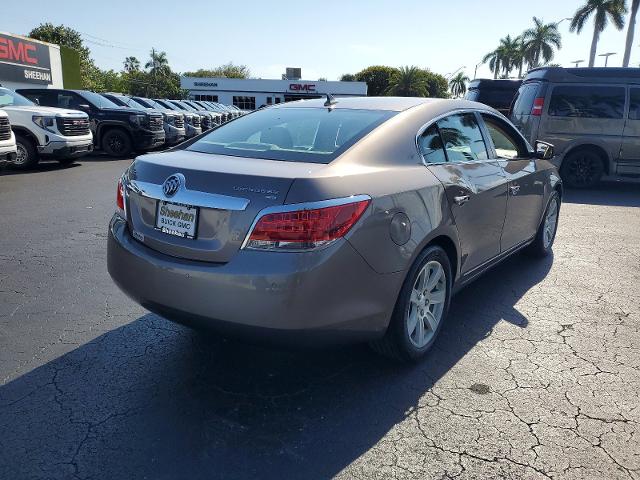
(0, 33, 52, 85)
(289, 83, 316, 92)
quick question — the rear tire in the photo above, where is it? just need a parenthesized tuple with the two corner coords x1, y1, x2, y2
(12, 134, 39, 170)
(560, 149, 604, 188)
(526, 191, 560, 257)
(102, 129, 132, 157)
(370, 246, 452, 362)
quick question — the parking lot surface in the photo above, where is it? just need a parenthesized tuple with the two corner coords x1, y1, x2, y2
(1, 158, 639, 480)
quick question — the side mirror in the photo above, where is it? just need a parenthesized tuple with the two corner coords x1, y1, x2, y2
(34, 98, 40, 105)
(77, 104, 91, 112)
(534, 141, 554, 160)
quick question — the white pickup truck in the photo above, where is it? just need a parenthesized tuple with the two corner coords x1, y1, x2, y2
(0, 109, 17, 166)
(0, 87, 93, 169)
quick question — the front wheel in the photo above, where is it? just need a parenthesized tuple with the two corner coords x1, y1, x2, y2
(527, 191, 560, 257)
(560, 149, 604, 188)
(12, 135, 39, 170)
(370, 246, 452, 362)
(102, 129, 132, 157)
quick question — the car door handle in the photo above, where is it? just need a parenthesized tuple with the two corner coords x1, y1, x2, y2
(453, 194, 470, 206)
(509, 184, 521, 195)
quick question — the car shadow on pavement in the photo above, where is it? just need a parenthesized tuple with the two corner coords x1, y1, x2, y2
(0, 161, 81, 176)
(564, 181, 640, 208)
(0, 252, 552, 480)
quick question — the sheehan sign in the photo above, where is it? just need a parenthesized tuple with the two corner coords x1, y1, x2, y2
(0, 33, 52, 85)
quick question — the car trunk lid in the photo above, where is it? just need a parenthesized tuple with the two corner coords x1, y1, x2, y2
(125, 150, 326, 263)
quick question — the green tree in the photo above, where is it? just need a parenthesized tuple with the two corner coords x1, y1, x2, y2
(449, 72, 470, 97)
(386, 66, 429, 97)
(523, 17, 562, 69)
(623, 0, 640, 66)
(184, 63, 251, 79)
(145, 49, 170, 76)
(482, 48, 503, 79)
(123, 56, 140, 73)
(355, 65, 397, 96)
(421, 70, 449, 98)
(570, 0, 626, 67)
(28, 23, 98, 89)
(340, 73, 356, 81)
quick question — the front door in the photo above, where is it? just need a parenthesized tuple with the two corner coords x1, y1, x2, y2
(480, 113, 544, 251)
(419, 113, 508, 275)
(619, 87, 640, 176)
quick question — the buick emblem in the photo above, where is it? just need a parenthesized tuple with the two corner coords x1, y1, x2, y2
(162, 175, 181, 197)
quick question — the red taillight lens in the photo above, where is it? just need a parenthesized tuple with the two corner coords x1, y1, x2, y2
(245, 198, 370, 250)
(116, 178, 126, 218)
(531, 97, 545, 116)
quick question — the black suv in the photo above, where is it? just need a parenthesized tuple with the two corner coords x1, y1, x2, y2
(464, 79, 522, 116)
(17, 89, 165, 156)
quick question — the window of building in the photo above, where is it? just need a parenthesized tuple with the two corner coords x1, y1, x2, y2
(436, 113, 488, 163)
(193, 94, 219, 102)
(548, 85, 625, 119)
(275, 98, 281, 104)
(266, 97, 273, 105)
(233, 96, 256, 110)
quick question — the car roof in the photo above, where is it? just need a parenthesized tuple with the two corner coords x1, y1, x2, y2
(468, 79, 522, 90)
(276, 96, 448, 112)
(524, 66, 640, 84)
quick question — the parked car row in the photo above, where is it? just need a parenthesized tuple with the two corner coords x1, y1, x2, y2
(465, 67, 640, 188)
(0, 86, 244, 169)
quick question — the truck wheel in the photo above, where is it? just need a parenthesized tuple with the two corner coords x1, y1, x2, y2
(560, 149, 604, 188)
(102, 129, 132, 157)
(12, 135, 39, 170)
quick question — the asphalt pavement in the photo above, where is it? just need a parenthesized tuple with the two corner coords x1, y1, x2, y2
(0, 157, 639, 479)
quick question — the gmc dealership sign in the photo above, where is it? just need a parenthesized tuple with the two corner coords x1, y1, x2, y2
(289, 83, 316, 92)
(0, 33, 52, 85)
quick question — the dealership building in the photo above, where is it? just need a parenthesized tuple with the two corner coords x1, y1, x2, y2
(181, 76, 368, 110)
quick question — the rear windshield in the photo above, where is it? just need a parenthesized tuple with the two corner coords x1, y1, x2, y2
(511, 83, 541, 116)
(548, 85, 625, 119)
(187, 107, 395, 163)
(465, 88, 518, 109)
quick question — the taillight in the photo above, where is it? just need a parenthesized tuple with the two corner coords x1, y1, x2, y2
(244, 197, 371, 251)
(531, 97, 545, 116)
(116, 178, 126, 219)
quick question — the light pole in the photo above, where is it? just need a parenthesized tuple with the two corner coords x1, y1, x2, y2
(473, 61, 483, 79)
(445, 65, 466, 80)
(555, 17, 573, 26)
(571, 60, 585, 67)
(598, 52, 617, 67)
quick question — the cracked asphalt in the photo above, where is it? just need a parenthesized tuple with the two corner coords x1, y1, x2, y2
(1, 157, 639, 480)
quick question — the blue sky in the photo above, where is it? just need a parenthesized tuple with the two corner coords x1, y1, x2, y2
(1, 0, 636, 81)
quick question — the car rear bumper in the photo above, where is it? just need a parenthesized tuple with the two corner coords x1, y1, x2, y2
(107, 215, 399, 346)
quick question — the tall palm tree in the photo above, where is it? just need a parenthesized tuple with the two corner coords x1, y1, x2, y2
(523, 17, 562, 69)
(449, 72, 470, 97)
(482, 48, 503, 79)
(145, 48, 169, 75)
(570, 0, 626, 67)
(623, 0, 640, 67)
(386, 66, 428, 97)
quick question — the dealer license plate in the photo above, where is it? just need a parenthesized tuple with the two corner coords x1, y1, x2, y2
(156, 201, 198, 239)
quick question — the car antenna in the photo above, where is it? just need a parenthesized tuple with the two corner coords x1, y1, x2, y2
(324, 93, 337, 107)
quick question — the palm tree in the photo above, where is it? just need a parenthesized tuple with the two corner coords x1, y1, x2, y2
(483, 48, 503, 79)
(570, 0, 626, 67)
(386, 66, 428, 97)
(123, 56, 140, 73)
(449, 72, 470, 97)
(623, 0, 640, 67)
(523, 17, 562, 69)
(145, 48, 169, 75)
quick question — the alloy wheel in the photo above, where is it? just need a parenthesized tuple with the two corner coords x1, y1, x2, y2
(543, 197, 559, 249)
(15, 144, 27, 165)
(567, 154, 597, 187)
(406, 260, 447, 348)
(108, 135, 124, 154)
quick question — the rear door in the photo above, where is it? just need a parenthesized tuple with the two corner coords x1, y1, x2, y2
(420, 112, 508, 275)
(619, 87, 640, 175)
(479, 113, 544, 250)
(510, 82, 543, 144)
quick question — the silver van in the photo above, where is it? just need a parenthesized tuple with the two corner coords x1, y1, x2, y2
(510, 67, 639, 187)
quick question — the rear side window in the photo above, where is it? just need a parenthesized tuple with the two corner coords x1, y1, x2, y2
(417, 125, 447, 164)
(436, 113, 488, 163)
(628, 88, 640, 120)
(512, 83, 540, 116)
(481, 114, 529, 159)
(464, 90, 479, 102)
(188, 107, 395, 164)
(548, 85, 625, 119)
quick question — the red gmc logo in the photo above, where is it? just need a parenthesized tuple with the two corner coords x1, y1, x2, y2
(289, 83, 316, 92)
(0, 38, 38, 65)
